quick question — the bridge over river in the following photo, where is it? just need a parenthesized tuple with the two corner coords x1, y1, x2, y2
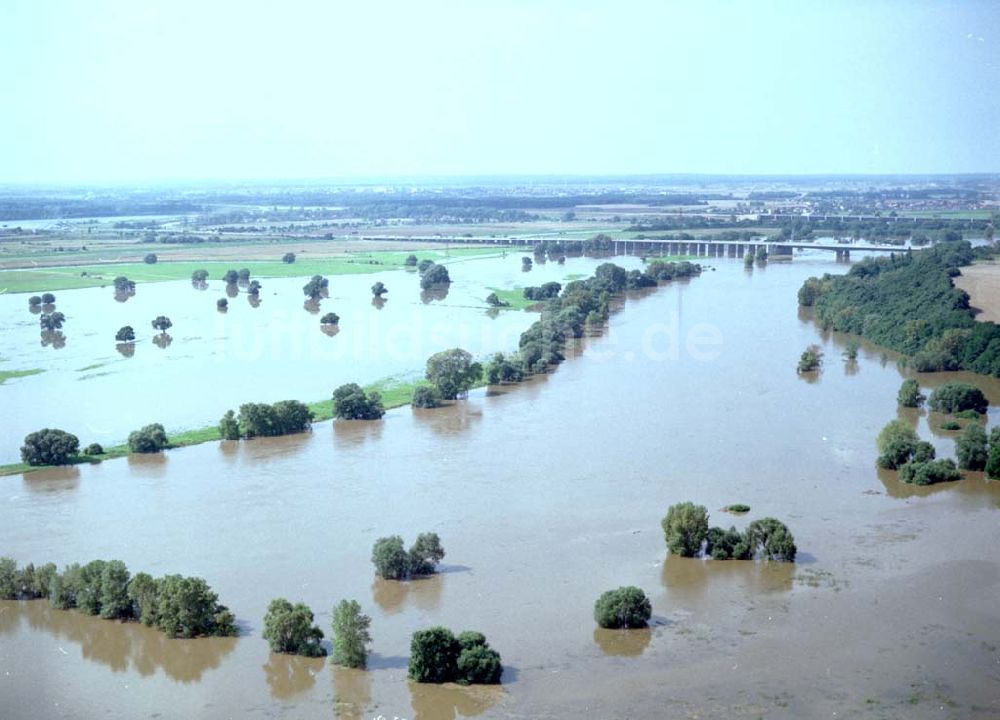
(359, 233, 911, 261)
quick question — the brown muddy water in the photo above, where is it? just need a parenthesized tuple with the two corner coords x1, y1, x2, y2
(2, 252, 1000, 719)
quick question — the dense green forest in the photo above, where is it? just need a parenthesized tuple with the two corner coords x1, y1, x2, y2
(799, 241, 1000, 376)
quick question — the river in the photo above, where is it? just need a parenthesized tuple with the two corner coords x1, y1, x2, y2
(1, 251, 999, 719)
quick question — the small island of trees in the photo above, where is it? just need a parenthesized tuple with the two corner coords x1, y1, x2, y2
(408, 627, 502, 685)
(661, 502, 797, 562)
(594, 586, 652, 629)
(371, 533, 445, 580)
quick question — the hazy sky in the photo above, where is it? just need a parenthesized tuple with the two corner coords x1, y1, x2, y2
(1, 0, 998, 182)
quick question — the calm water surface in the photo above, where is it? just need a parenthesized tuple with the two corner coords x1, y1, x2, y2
(2, 252, 999, 719)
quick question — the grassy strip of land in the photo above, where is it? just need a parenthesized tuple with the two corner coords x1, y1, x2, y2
(0, 376, 441, 477)
(0, 247, 503, 294)
(0, 368, 44, 385)
(487, 287, 536, 311)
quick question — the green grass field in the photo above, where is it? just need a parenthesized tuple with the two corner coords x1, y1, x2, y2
(0, 247, 505, 294)
(487, 287, 537, 310)
(0, 368, 44, 384)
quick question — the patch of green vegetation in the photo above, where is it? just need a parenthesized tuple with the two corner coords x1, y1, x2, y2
(486, 287, 537, 310)
(0, 375, 485, 476)
(0, 247, 503, 294)
(0, 368, 44, 385)
(724, 504, 751, 513)
(953, 409, 982, 420)
(940, 420, 962, 431)
(76, 363, 107, 372)
(77, 372, 113, 381)
(562, 273, 586, 281)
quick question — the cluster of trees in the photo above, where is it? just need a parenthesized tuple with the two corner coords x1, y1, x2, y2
(411, 385, 442, 409)
(303, 275, 329, 299)
(371, 533, 445, 580)
(332, 384, 385, 420)
(219, 400, 314, 440)
(593, 586, 652, 629)
(419, 262, 451, 290)
(875, 420, 961, 485)
(661, 502, 797, 562)
(128, 423, 169, 453)
(0, 557, 235, 638)
(800, 242, 1000, 377)
(927, 382, 989, 414)
(408, 628, 502, 685)
(20, 428, 80, 466)
(522, 282, 561, 301)
(39, 311, 66, 331)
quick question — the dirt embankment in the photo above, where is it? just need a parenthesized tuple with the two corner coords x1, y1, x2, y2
(955, 262, 1000, 324)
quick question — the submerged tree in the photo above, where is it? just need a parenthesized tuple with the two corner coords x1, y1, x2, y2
(897, 379, 925, 408)
(115, 326, 135, 343)
(152, 316, 172, 334)
(262, 598, 326, 657)
(661, 502, 709, 557)
(371, 281, 387, 297)
(330, 599, 372, 669)
(593, 586, 652, 629)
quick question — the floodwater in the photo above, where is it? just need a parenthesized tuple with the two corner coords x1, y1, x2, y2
(0, 252, 615, 463)
(2, 252, 1000, 719)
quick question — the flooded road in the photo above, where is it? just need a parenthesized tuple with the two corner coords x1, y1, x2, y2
(2, 253, 1000, 719)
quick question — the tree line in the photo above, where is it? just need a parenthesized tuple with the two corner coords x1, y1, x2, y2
(800, 241, 1000, 377)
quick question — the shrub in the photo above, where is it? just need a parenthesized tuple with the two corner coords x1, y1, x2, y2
(320, 312, 340, 325)
(41, 292, 56, 304)
(20, 429, 80, 466)
(404, 254, 418, 267)
(898, 459, 963, 486)
(217, 298, 228, 310)
(411, 385, 441, 409)
(455, 632, 503, 685)
(725, 504, 750, 513)
(706, 526, 752, 560)
(797, 345, 823, 373)
(745, 518, 797, 562)
(940, 420, 962, 431)
(191, 269, 209, 282)
(927, 383, 988, 414)
(593, 586, 652, 629)
(28, 295, 42, 307)
(83, 443, 104, 456)
(262, 598, 326, 656)
(408, 627, 460, 683)
(875, 420, 919, 469)
(956, 423, 988, 471)
(986, 444, 1000, 480)
(661, 502, 709, 557)
(127, 423, 169, 453)
(282, 252, 296, 264)
(144, 253, 157, 264)
(897, 379, 925, 408)
(417, 259, 435, 273)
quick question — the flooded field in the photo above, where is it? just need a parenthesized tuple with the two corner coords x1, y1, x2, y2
(0, 252, 620, 463)
(2, 253, 1000, 719)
